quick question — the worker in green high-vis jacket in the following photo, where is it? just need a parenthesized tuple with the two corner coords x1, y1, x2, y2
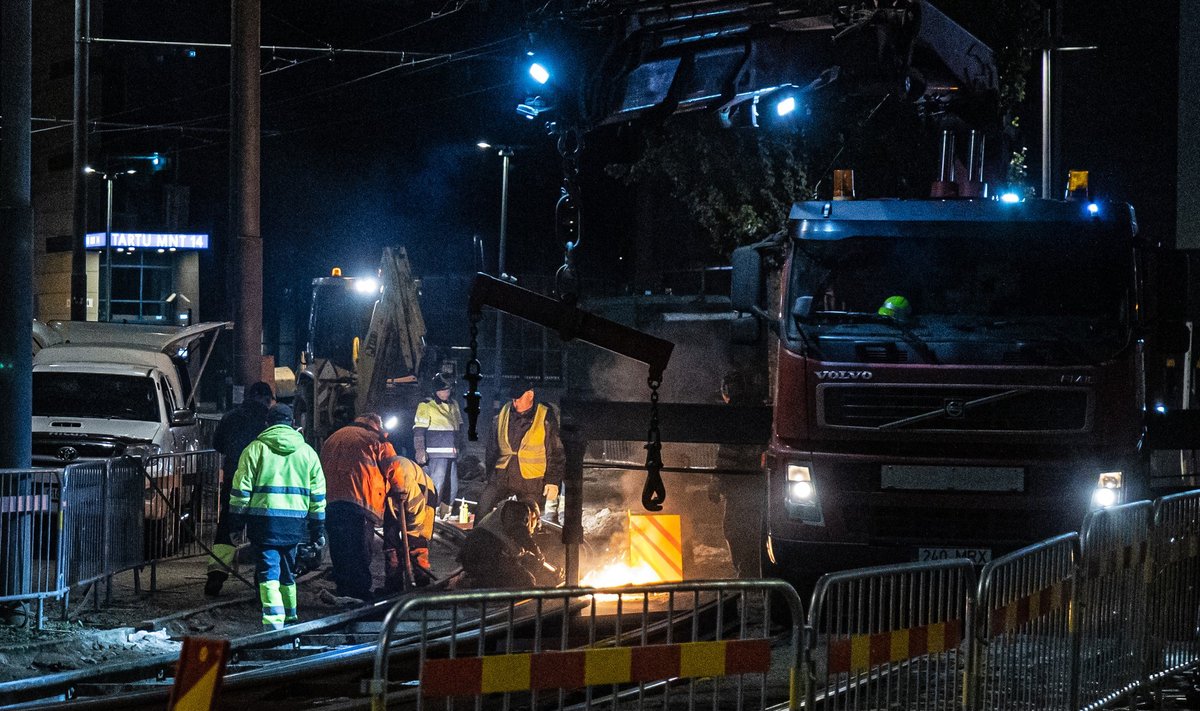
(229, 404, 327, 630)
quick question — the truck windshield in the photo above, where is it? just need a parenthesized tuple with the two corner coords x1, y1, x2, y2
(33, 373, 160, 422)
(789, 232, 1131, 357)
(308, 281, 375, 371)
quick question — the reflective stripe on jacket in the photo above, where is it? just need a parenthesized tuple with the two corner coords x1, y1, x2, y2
(229, 425, 326, 546)
(320, 421, 406, 523)
(412, 398, 462, 458)
(495, 403, 547, 480)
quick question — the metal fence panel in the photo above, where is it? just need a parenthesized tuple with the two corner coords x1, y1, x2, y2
(61, 460, 112, 588)
(0, 468, 67, 610)
(805, 559, 975, 711)
(1074, 500, 1153, 710)
(370, 579, 804, 710)
(142, 450, 220, 562)
(969, 533, 1078, 711)
(105, 457, 146, 572)
(1147, 491, 1200, 681)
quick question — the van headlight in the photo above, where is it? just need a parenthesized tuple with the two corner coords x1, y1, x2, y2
(1091, 471, 1122, 509)
(784, 462, 823, 524)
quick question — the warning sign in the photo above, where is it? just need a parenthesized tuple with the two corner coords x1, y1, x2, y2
(629, 513, 684, 582)
(168, 637, 230, 711)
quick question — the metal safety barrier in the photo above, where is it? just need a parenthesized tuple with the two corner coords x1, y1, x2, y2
(804, 559, 975, 710)
(0, 468, 68, 626)
(1074, 501, 1153, 710)
(969, 533, 1079, 711)
(369, 579, 805, 710)
(142, 449, 221, 562)
(1146, 491, 1200, 682)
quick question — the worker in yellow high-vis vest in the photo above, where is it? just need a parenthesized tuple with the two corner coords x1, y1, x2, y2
(478, 380, 565, 519)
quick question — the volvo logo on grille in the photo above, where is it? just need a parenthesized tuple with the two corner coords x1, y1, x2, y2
(56, 446, 79, 462)
(815, 370, 874, 380)
(943, 400, 966, 418)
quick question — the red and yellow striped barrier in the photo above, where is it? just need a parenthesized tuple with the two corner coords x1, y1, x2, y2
(826, 619, 962, 675)
(988, 580, 1072, 636)
(629, 513, 684, 582)
(421, 639, 773, 697)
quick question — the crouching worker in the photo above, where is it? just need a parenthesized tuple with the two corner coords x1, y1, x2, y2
(229, 404, 326, 631)
(458, 500, 563, 588)
(382, 457, 438, 593)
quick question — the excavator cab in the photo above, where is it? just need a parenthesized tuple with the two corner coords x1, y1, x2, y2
(297, 248, 427, 453)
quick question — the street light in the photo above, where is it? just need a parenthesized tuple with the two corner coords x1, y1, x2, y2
(84, 167, 136, 321)
(477, 142, 516, 405)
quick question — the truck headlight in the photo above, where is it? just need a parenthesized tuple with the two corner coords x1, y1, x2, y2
(784, 462, 823, 524)
(1091, 471, 1122, 509)
(787, 464, 815, 502)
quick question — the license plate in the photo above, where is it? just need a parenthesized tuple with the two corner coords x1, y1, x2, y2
(918, 546, 992, 564)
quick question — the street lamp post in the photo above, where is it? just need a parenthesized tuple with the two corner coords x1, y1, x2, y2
(84, 167, 134, 321)
(478, 142, 514, 407)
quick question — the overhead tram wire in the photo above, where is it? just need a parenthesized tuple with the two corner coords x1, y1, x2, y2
(44, 4, 473, 152)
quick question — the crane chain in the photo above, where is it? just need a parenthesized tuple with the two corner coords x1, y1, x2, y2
(464, 314, 483, 440)
(554, 127, 584, 302)
(641, 376, 666, 511)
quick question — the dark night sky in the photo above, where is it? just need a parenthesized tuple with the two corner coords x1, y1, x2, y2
(66, 0, 1184, 354)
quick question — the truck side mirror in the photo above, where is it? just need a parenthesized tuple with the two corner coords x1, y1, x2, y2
(170, 408, 197, 427)
(730, 314, 762, 345)
(730, 246, 763, 314)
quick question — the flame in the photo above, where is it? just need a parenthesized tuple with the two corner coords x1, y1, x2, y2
(581, 560, 662, 588)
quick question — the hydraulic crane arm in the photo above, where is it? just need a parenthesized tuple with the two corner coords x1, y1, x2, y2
(464, 273, 673, 433)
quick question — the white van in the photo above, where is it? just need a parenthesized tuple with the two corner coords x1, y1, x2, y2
(30, 320, 230, 466)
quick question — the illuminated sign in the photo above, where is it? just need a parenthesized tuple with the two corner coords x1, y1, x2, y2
(85, 232, 209, 250)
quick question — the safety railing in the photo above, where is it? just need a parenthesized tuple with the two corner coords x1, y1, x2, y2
(0, 468, 68, 626)
(969, 532, 1079, 711)
(1146, 491, 1200, 682)
(804, 559, 975, 710)
(142, 450, 221, 562)
(1074, 500, 1154, 710)
(0, 450, 222, 627)
(369, 579, 805, 710)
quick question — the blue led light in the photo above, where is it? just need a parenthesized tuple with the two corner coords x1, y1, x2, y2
(1087, 202, 1099, 215)
(999, 192, 1021, 204)
(529, 62, 550, 85)
(1155, 404, 1167, 414)
(775, 96, 797, 117)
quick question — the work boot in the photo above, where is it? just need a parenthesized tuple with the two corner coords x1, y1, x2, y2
(204, 571, 227, 597)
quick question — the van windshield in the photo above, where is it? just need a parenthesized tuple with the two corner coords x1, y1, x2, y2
(33, 373, 160, 422)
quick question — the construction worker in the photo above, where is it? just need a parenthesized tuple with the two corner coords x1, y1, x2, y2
(381, 457, 438, 594)
(413, 373, 464, 518)
(478, 380, 565, 518)
(206, 381, 274, 597)
(322, 414, 435, 600)
(229, 404, 326, 631)
(458, 500, 562, 588)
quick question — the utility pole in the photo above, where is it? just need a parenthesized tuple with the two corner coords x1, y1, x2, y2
(69, 0, 90, 320)
(1, 0, 34, 605)
(231, 0, 263, 388)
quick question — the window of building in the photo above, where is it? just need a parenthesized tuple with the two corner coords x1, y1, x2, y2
(105, 250, 175, 323)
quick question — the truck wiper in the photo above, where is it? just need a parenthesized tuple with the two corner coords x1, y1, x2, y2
(804, 311, 939, 364)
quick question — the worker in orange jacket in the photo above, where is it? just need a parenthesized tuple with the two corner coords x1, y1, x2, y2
(320, 414, 436, 600)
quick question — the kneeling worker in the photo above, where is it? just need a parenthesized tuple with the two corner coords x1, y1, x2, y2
(458, 500, 562, 588)
(229, 404, 326, 630)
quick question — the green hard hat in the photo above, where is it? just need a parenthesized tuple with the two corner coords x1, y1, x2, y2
(878, 295, 912, 320)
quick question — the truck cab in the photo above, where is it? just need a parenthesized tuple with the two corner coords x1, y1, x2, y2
(734, 196, 1149, 585)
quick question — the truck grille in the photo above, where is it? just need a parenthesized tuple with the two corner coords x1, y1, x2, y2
(32, 436, 126, 464)
(820, 385, 1090, 432)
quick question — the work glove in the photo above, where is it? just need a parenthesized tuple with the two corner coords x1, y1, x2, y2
(309, 523, 326, 550)
(414, 450, 428, 466)
(542, 483, 559, 501)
